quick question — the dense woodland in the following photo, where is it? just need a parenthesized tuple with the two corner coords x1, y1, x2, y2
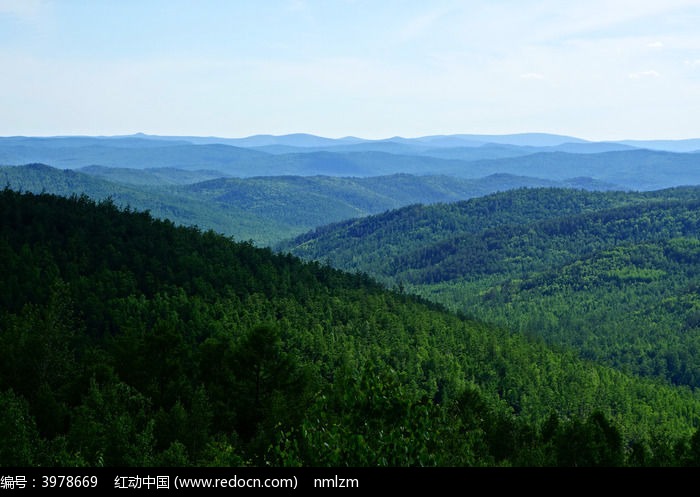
(1, 163, 597, 246)
(5, 189, 700, 467)
(282, 187, 700, 391)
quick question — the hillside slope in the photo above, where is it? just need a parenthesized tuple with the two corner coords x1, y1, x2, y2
(3, 189, 700, 466)
(279, 187, 700, 389)
(2, 164, 613, 245)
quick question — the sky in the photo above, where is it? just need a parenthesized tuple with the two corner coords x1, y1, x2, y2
(1, 0, 699, 140)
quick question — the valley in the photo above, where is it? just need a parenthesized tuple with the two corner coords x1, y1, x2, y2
(3, 132, 700, 467)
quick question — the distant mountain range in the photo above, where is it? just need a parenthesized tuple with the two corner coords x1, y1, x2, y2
(106, 132, 700, 151)
(1, 133, 699, 190)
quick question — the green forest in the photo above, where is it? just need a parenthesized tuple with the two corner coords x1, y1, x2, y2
(4, 188, 700, 467)
(282, 186, 700, 392)
(1, 163, 594, 246)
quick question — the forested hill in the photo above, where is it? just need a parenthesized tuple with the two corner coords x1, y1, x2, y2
(4, 189, 700, 467)
(0, 163, 283, 243)
(0, 163, 615, 246)
(278, 186, 700, 391)
(278, 186, 700, 276)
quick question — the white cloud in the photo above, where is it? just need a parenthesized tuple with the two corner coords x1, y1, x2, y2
(286, 0, 307, 10)
(0, 0, 45, 20)
(685, 59, 700, 67)
(520, 72, 545, 80)
(539, 0, 700, 41)
(628, 70, 660, 79)
(647, 41, 664, 48)
(395, 8, 451, 43)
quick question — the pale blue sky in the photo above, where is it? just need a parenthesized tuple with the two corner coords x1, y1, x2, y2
(1, 0, 699, 140)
